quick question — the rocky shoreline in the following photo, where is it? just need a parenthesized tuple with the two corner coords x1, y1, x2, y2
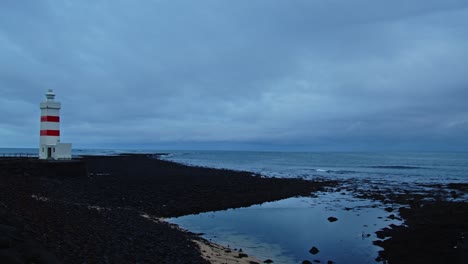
(341, 178, 468, 263)
(0, 154, 336, 263)
(369, 183, 468, 263)
(0, 154, 466, 263)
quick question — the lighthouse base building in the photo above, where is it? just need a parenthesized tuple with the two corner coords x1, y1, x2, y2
(39, 143, 72, 160)
(39, 89, 72, 160)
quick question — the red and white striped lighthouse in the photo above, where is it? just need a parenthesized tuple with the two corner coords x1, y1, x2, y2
(39, 89, 72, 159)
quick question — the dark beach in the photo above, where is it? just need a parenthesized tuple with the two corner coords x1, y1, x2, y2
(0, 154, 466, 263)
(0, 154, 335, 263)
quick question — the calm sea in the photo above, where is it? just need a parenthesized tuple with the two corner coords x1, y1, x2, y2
(162, 151, 468, 184)
(4, 148, 467, 185)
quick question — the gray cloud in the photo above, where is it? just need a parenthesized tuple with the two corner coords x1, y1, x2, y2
(1, 0, 467, 150)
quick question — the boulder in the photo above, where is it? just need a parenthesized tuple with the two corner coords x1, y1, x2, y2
(309, 246, 320, 255)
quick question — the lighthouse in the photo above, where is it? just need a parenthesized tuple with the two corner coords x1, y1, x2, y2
(39, 89, 72, 160)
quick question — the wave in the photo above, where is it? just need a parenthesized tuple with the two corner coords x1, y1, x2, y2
(367, 165, 424, 170)
(315, 169, 357, 174)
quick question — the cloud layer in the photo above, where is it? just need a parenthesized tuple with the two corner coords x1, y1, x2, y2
(1, 0, 467, 150)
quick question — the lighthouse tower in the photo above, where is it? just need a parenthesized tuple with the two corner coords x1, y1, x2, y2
(39, 89, 72, 160)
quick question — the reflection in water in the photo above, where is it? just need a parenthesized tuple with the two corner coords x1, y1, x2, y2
(167, 192, 403, 264)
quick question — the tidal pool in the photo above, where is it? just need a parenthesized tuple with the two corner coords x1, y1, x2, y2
(167, 192, 403, 263)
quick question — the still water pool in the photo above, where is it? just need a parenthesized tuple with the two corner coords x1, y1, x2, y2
(167, 192, 403, 264)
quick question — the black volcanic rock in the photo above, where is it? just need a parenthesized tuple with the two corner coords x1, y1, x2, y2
(309, 246, 320, 255)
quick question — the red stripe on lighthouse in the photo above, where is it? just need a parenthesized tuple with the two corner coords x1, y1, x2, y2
(40, 130, 60, 136)
(41, 116, 60, 122)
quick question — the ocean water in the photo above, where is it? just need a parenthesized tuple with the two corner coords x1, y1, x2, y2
(161, 151, 468, 184)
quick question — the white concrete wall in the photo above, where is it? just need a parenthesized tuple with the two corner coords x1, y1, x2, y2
(54, 143, 72, 159)
(40, 102, 61, 110)
(40, 136, 59, 147)
(39, 145, 48, 159)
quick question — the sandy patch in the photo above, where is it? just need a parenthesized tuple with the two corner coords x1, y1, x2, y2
(194, 238, 262, 264)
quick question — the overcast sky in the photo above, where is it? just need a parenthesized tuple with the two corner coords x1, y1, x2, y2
(1, 0, 467, 151)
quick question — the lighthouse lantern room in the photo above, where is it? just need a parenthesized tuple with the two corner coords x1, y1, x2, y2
(39, 89, 72, 160)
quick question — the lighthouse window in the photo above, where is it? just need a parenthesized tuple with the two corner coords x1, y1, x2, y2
(53, 148, 55, 152)
(42, 147, 44, 152)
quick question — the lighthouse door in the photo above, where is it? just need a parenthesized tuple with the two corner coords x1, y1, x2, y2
(47, 148, 52, 159)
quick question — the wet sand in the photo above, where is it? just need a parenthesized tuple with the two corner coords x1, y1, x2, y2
(0, 154, 335, 263)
